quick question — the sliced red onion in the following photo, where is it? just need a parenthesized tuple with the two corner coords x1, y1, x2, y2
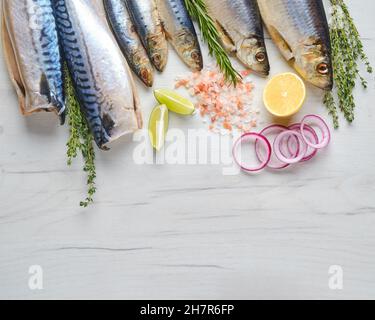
(233, 133, 271, 172)
(300, 115, 331, 149)
(255, 124, 297, 169)
(274, 130, 308, 164)
(288, 123, 319, 162)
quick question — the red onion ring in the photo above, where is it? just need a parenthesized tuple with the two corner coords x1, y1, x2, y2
(233, 133, 271, 172)
(274, 131, 307, 164)
(255, 124, 298, 169)
(300, 115, 331, 149)
(288, 123, 319, 162)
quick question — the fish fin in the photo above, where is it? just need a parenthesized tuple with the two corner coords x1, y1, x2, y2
(58, 110, 66, 125)
(267, 25, 294, 61)
(214, 20, 236, 54)
(50, 94, 66, 125)
(133, 86, 143, 129)
(127, 61, 143, 129)
(1, 11, 27, 114)
(159, 19, 171, 40)
(39, 73, 51, 101)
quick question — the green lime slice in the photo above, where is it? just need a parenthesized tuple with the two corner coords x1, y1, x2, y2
(154, 88, 195, 115)
(149, 104, 169, 151)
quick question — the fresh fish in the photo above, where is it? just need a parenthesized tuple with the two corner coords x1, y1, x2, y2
(103, 0, 154, 87)
(257, 0, 333, 90)
(1, 12, 26, 113)
(2, 0, 65, 123)
(53, 0, 142, 149)
(205, 0, 270, 76)
(125, 0, 168, 72)
(156, 0, 203, 71)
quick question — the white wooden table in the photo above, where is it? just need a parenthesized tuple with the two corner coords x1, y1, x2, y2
(0, 0, 374, 299)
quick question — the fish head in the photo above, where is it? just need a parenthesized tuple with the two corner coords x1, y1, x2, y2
(236, 37, 270, 76)
(133, 53, 154, 87)
(175, 31, 203, 71)
(181, 47, 203, 71)
(139, 66, 154, 87)
(148, 34, 168, 72)
(294, 39, 333, 91)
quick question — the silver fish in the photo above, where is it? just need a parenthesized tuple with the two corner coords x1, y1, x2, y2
(205, 0, 270, 76)
(156, 0, 203, 71)
(2, 0, 65, 123)
(104, 0, 154, 87)
(257, 0, 333, 90)
(53, 0, 142, 149)
(125, 0, 168, 72)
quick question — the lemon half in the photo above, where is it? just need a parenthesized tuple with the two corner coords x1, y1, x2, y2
(263, 73, 306, 118)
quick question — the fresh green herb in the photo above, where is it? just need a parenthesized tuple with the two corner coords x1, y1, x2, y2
(325, 0, 373, 128)
(184, 0, 241, 85)
(64, 67, 96, 207)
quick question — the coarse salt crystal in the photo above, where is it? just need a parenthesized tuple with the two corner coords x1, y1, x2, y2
(175, 66, 259, 135)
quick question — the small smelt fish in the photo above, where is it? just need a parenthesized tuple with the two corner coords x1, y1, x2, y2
(125, 0, 168, 72)
(104, 0, 154, 87)
(257, 0, 333, 90)
(2, 0, 65, 123)
(205, 0, 270, 76)
(156, 0, 203, 71)
(53, 0, 142, 149)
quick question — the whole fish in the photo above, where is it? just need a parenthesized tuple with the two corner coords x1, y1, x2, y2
(205, 0, 270, 76)
(103, 0, 154, 87)
(125, 0, 168, 72)
(156, 0, 203, 71)
(257, 0, 333, 90)
(53, 0, 142, 149)
(2, 0, 65, 123)
(1, 13, 26, 113)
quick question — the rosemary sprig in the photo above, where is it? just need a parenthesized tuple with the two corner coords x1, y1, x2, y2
(184, 0, 241, 85)
(64, 67, 96, 207)
(325, 0, 372, 128)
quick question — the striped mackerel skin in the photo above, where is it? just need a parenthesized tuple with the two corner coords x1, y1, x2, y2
(2, 0, 65, 122)
(53, 0, 142, 148)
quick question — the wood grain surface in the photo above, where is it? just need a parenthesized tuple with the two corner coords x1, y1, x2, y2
(0, 0, 374, 299)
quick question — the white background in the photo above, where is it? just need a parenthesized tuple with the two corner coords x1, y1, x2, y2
(0, 0, 374, 299)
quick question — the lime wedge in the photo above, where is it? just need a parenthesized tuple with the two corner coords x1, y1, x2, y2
(149, 104, 169, 151)
(154, 89, 195, 115)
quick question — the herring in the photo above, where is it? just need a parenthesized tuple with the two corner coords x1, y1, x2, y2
(53, 0, 142, 149)
(104, 0, 154, 87)
(2, 0, 66, 123)
(156, 0, 203, 71)
(205, 0, 270, 76)
(125, 0, 168, 72)
(257, 0, 333, 90)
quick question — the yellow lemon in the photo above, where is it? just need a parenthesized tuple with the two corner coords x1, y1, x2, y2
(154, 88, 195, 115)
(149, 104, 169, 151)
(263, 73, 306, 117)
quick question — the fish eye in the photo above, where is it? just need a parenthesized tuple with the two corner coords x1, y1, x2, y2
(141, 69, 150, 80)
(255, 52, 266, 62)
(317, 63, 329, 75)
(153, 54, 161, 64)
(191, 52, 199, 60)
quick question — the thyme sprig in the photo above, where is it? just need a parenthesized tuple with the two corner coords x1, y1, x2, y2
(64, 67, 96, 207)
(325, 0, 373, 128)
(184, 0, 241, 85)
